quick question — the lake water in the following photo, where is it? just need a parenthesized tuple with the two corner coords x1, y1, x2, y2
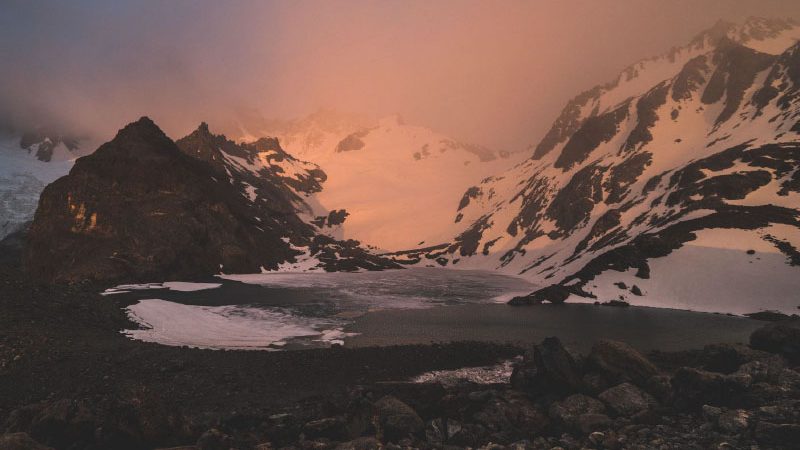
(108, 268, 536, 350)
(108, 268, 768, 352)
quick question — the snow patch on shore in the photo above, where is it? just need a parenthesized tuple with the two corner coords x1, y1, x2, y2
(124, 299, 351, 350)
(580, 228, 800, 315)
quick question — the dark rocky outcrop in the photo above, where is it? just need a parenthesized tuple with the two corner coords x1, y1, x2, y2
(622, 82, 669, 152)
(701, 39, 776, 126)
(546, 163, 607, 233)
(23, 118, 398, 283)
(554, 102, 630, 171)
(312, 209, 350, 228)
(457, 186, 481, 211)
(508, 284, 578, 305)
(335, 130, 370, 153)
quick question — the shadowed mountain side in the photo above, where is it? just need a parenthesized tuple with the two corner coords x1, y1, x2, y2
(23, 117, 399, 283)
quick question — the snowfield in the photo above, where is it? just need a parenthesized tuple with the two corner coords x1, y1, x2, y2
(237, 112, 526, 251)
(0, 136, 75, 239)
(405, 17, 800, 312)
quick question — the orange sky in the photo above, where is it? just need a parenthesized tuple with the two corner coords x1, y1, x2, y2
(1, 0, 799, 151)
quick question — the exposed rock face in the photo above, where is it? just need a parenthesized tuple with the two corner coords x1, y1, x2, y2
(23, 118, 398, 283)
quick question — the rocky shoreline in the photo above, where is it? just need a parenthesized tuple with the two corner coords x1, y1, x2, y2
(1, 266, 799, 449)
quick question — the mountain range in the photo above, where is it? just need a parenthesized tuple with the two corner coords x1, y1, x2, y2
(226, 110, 525, 250)
(398, 17, 800, 312)
(1, 17, 799, 311)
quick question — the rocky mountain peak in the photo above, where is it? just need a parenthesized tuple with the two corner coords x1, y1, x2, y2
(100, 116, 175, 159)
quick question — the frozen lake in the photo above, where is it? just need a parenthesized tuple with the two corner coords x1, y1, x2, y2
(107, 268, 777, 352)
(109, 268, 536, 350)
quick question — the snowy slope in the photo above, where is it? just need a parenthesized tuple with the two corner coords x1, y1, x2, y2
(405, 18, 800, 313)
(0, 134, 77, 239)
(237, 111, 525, 251)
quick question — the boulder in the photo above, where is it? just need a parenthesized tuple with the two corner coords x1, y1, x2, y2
(532, 337, 583, 394)
(511, 337, 583, 395)
(582, 372, 612, 394)
(597, 383, 656, 416)
(735, 355, 785, 384)
(750, 324, 800, 363)
(644, 375, 673, 404)
(587, 340, 659, 386)
(548, 394, 606, 430)
(373, 396, 424, 442)
(473, 392, 548, 437)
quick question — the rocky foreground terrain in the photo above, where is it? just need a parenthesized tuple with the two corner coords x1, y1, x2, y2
(1, 264, 799, 450)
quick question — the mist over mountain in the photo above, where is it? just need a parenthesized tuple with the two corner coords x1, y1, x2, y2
(404, 17, 800, 313)
(4, 5, 800, 450)
(2, 1, 799, 151)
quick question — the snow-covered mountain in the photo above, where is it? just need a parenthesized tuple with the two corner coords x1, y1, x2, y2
(233, 110, 526, 251)
(0, 131, 81, 239)
(399, 17, 800, 314)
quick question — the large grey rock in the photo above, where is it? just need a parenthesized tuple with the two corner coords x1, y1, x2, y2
(524, 337, 583, 394)
(598, 383, 656, 416)
(587, 340, 659, 386)
(548, 394, 606, 430)
(373, 396, 424, 442)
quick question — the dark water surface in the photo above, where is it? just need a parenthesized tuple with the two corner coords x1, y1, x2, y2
(345, 303, 764, 353)
(109, 268, 764, 351)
